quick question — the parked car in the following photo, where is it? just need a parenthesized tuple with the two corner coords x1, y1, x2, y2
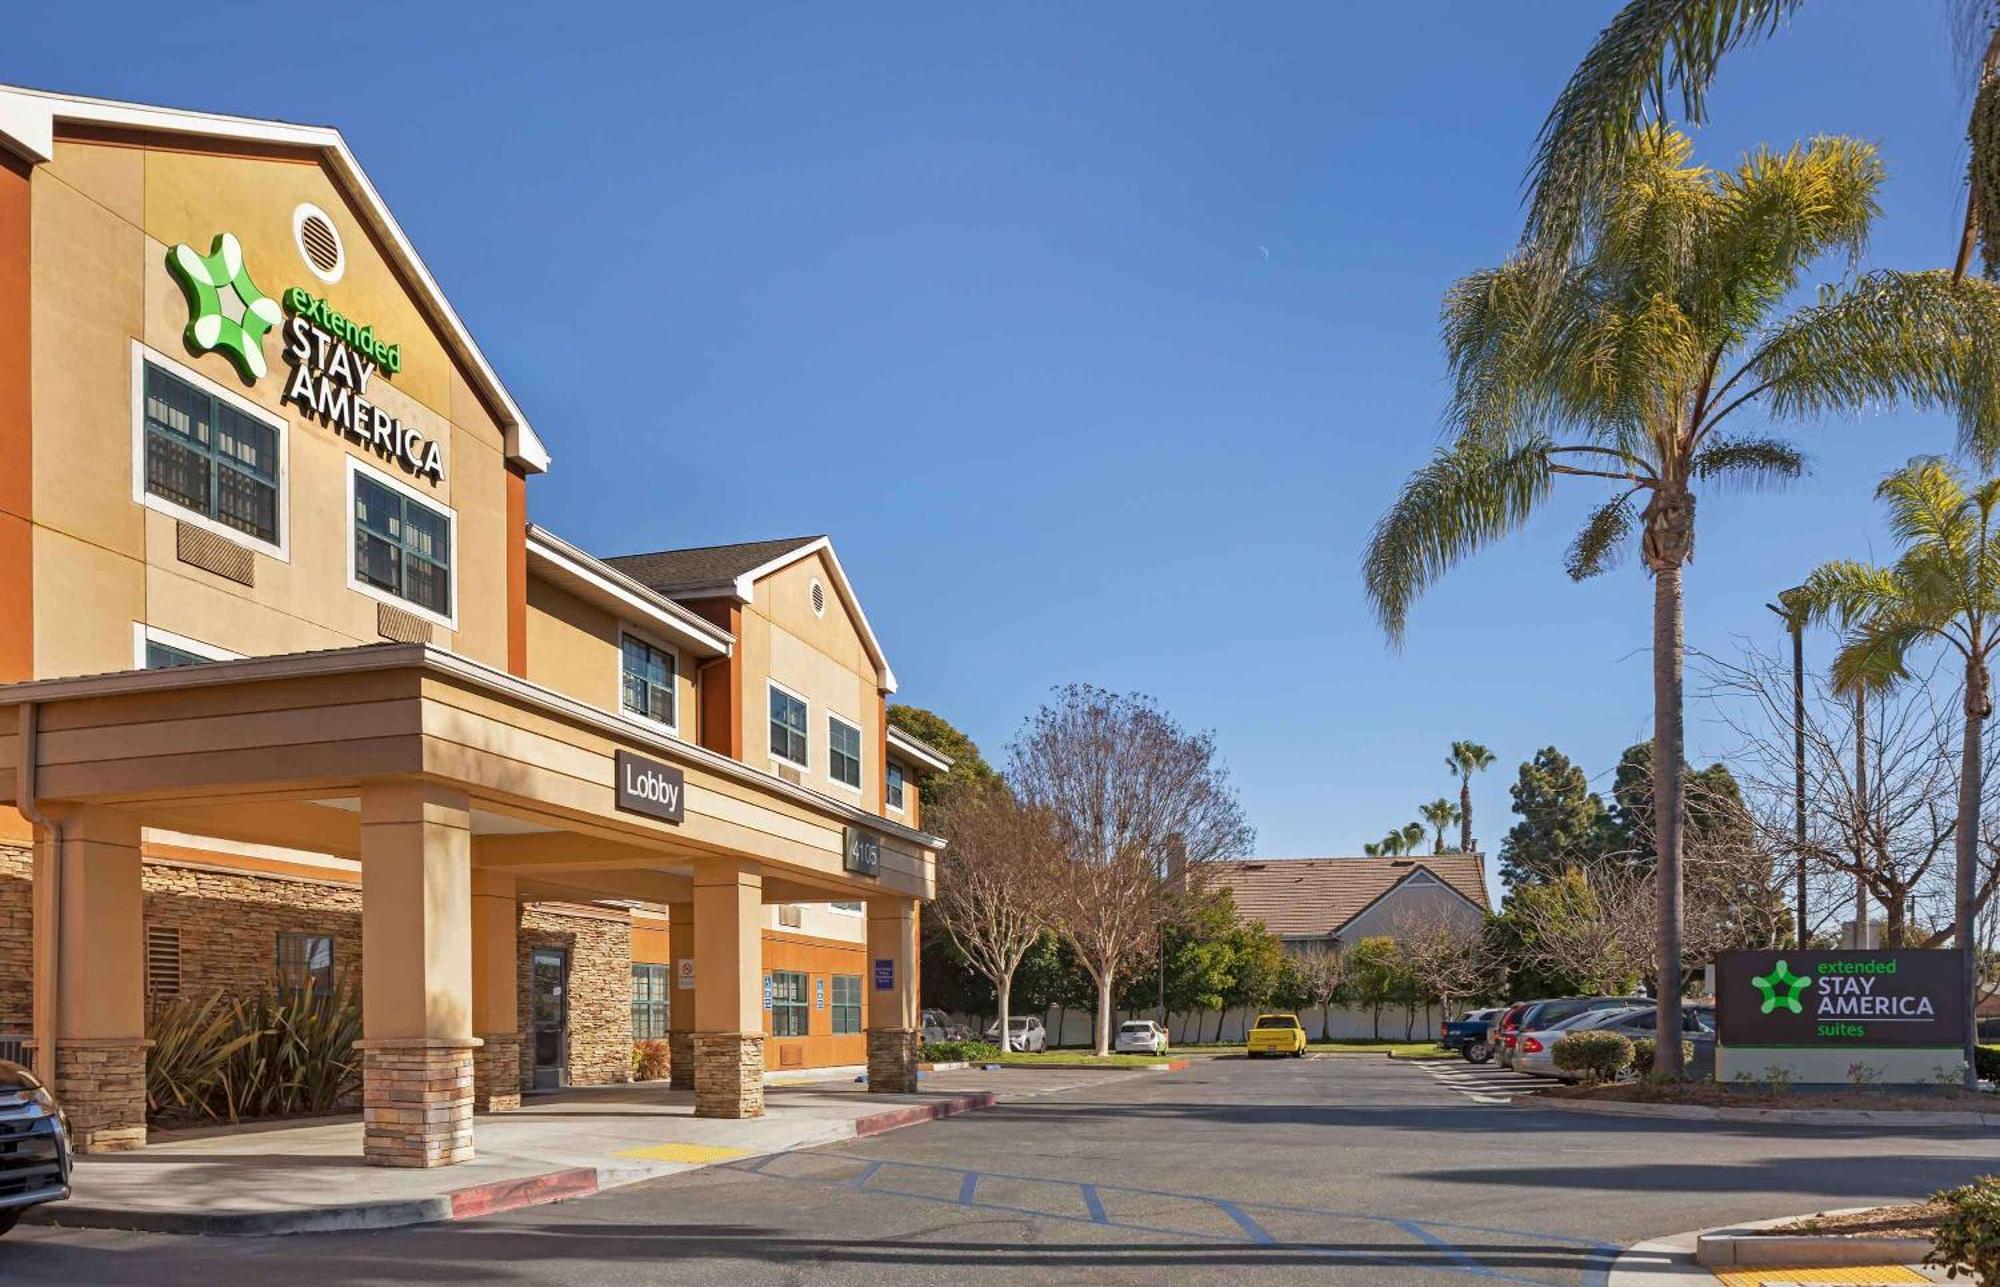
(0, 1058, 70, 1236)
(984, 1016, 1047, 1052)
(1500, 995, 1646, 1068)
(1114, 1019, 1170, 1055)
(1512, 1007, 1634, 1079)
(921, 1009, 970, 1044)
(1442, 1007, 1502, 1062)
(1515, 1003, 1713, 1081)
(1490, 1002, 1529, 1068)
(1246, 1012, 1308, 1058)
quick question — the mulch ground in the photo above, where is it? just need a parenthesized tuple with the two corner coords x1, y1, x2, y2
(1772, 1202, 1949, 1239)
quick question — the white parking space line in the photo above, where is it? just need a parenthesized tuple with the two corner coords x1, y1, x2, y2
(1407, 1057, 1553, 1105)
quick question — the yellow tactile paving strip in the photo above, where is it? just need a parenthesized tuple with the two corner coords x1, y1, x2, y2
(1710, 1265, 1928, 1285)
(614, 1142, 752, 1164)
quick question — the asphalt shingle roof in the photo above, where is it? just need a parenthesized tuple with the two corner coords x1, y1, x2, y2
(1210, 854, 1492, 939)
(604, 537, 823, 596)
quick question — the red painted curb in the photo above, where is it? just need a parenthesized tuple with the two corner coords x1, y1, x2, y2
(851, 1091, 998, 1138)
(449, 1165, 599, 1220)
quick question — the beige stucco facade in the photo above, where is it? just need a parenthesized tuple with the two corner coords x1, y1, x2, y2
(0, 85, 946, 1167)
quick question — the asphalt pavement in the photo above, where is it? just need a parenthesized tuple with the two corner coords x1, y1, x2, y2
(4, 1053, 1996, 1285)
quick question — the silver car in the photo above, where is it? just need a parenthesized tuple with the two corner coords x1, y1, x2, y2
(985, 1016, 1047, 1052)
(0, 1058, 71, 1236)
(1512, 1006, 1640, 1079)
(1114, 1019, 1169, 1054)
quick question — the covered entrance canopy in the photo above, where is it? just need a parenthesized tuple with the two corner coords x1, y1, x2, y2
(0, 643, 936, 1166)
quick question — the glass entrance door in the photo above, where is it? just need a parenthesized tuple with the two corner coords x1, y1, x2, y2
(531, 947, 569, 1090)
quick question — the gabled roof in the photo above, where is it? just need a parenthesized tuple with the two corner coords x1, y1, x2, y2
(1210, 855, 1491, 940)
(886, 726, 953, 774)
(525, 525, 732, 658)
(607, 536, 897, 693)
(604, 537, 823, 598)
(0, 83, 549, 475)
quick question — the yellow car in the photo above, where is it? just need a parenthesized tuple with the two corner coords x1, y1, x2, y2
(1245, 1013, 1308, 1058)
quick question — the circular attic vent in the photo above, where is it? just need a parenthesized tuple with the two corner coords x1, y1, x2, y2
(293, 203, 346, 284)
(810, 579, 827, 617)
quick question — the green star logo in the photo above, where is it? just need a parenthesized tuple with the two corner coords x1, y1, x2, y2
(166, 232, 282, 383)
(1751, 959, 1812, 1015)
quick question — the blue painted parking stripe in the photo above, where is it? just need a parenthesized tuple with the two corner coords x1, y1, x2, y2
(847, 1161, 884, 1189)
(1080, 1183, 1108, 1224)
(956, 1170, 980, 1205)
(1212, 1199, 1276, 1245)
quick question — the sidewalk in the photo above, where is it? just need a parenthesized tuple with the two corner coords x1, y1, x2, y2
(1608, 1214, 1953, 1286)
(26, 1066, 1129, 1237)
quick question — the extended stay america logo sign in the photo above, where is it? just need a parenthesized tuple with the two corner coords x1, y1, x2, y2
(1717, 950, 1965, 1049)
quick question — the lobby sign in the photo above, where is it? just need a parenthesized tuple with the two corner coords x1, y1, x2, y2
(614, 751, 686, 824)
(1716, 949, 1965, 1050)
(844, 827, 881, 877)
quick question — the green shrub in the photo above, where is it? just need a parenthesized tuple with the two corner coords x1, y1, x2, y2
(146, 974, 362, 1124)
(1552, 1030, 1634, 1084)
(633, 1039, 671, 1081)
(1976, 1045, 2000, 1082)
(1630, 1036, 1695, 1078)
(1927, 1175, 2000, 1285)
(921, 1039, 1003, 1063)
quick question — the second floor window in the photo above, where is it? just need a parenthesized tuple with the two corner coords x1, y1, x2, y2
(829, 716, 862, 789)
(143, 362, 280, 545)
(620, 636, 676, 728)
(145, 641, 209, 669)
(770, 687, 808, 767)
(276, 932, 334, 1000)
(886, 763, 906, 811)
(353, 471, 452, 618)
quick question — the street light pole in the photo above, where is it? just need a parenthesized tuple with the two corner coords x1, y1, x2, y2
(1768, 596, 1808, 947)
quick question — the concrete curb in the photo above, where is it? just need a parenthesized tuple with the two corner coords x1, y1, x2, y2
(1695, 1230, 1932, 1267)
(25, 1090, 1003, 1237)
(1521, 1094, 2000, 1128)
(1608, 1206, 1936, 1284)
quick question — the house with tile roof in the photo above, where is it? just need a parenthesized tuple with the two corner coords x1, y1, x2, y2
(1212, 854, 1491, 947)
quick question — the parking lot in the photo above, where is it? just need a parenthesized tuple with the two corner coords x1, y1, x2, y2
(8, 1052, 1997, 1286)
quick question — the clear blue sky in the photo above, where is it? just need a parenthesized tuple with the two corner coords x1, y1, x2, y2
(10, 4, 1972, 856)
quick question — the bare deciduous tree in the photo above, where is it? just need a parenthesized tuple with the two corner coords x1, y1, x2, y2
(1289, 941, 1345, 1040)
(1010, 685, 1255, 1056)
(1508, 867, 1653, 997)
(1389, 908, 1493, 1022)
(931, 790, 1060, 1049)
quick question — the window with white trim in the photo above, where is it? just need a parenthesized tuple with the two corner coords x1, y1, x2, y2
(631, 964, 669, 1039)
(146, 641, 209, 669)
(886, 763, 906, 812)
(829, 715, 862, 790)
(831, 974, 863, 1035)
(620, 635, 676, 728)
(142, 361, 280, 545)
(769, 686, 808, 767)
(353, 470, 452, 617)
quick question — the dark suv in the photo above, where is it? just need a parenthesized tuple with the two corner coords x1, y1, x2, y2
(0, 1059, 71, 1235)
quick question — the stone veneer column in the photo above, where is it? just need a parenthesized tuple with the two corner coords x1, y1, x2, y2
(691, 858, 764, 1118)
(359, 784, 478, 1167)
(866, 896, 922, 1095)
(33, 810, 149, 1152)
(470, 864, 521, 1113)
(667, 900, 695, 1090)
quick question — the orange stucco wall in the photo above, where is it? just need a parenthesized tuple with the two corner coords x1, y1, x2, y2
(761, 928, 868, 1071)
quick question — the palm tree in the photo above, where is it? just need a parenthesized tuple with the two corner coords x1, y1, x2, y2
(1797, 457, 2000, 1087)
(1419, 798, 1461, 853)
(1523, 1, 2000, 280)
(1399, 821, 1428, 856)
(1446, 741, 1496, 852)
(1364, 821, 1429, 858)
(1363, 129, 2000, 1080)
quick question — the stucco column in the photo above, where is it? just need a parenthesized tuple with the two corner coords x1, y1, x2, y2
(31, 808, 148, 1152)
(469, 863, 520, 1113)
(357, 783, 477, 1167)
(691, 858, 763, 1118)
(667, 900, 695, 1090)
(865, 896, 921, 1094)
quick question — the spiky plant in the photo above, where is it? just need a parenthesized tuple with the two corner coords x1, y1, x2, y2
(1419, 798, 1462, 853)
(1364, 128, 2000, 1079)
(1796, 457, 2000, 1087)
(1524, 1, 2000, 280)
(1446, 740, 1496, 852)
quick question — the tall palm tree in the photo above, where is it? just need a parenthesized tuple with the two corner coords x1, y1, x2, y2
(1446, 740, 1496, 852)
(1419, 798, 1461, 853)
(1797, 457, 2000, 1087)
(1523, 1, 2000, 280)
(1363, 129, 2000, 1080)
